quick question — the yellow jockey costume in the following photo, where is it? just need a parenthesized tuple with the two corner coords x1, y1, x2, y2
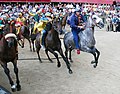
(33, 20, 48, 34)
(29, 10, 44, 34)
(15, 13, 25, 34)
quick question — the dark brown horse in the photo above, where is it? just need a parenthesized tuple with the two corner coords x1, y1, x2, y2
(0, 33, 21, 92)
(35, 21, 72, 74)
(16, 20, 32, 51)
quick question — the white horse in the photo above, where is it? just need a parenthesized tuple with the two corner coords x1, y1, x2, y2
(64, 14, 104, 68)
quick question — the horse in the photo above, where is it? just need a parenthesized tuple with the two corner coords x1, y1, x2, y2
(54, 17, 64, 35)
(63, 14, 104, 68)
(35, 20, 73, 74)
(31, 17, 63, 52)
(0, 33, 21, 92)
(16, 19, 32, 51)
(3, 19, 25, 49)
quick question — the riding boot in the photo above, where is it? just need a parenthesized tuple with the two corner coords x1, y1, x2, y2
(77, 49, 80, 54)
(41, 29, 47, 48)
(41, 34, 46, 49)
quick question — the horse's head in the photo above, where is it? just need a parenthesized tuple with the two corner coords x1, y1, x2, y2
(4, 33, 17, 48)
(52, 17, 63, 34)
(91, 14, 104, 29)
(3, 18, 16, 35)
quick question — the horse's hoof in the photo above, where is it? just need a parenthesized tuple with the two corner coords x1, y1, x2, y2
(93, 65, 97, 68)
(69, 70, 73, 74)
(70, 60, 73, 63)
(49, 59, 53, 63)
(11, 88, 16, 92)
(91, 60, 95, 64)
(16, 85, 21, 91)
(39, 60, 42, 63)
(57, 64, 61, 68)
(11, 85, 16, 92)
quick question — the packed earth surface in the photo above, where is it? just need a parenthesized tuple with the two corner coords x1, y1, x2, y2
(0, 26, 120, 94)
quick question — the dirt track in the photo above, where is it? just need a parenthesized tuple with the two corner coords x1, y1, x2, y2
(0, 27, 120, 94)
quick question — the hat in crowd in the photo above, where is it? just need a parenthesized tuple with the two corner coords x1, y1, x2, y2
(45, 12, 51, 17)
(75, 8, 81, 12)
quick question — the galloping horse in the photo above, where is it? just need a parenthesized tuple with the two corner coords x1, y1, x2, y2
(64, 14, 104, 68)
(16, 19, 32, 51)
(0, 33, 21, 92)
(3, 19, 25, 49)
(35, 19, 72, 74)
(31, 17, 63, 52)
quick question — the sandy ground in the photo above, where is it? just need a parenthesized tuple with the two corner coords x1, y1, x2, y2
(0, 26, 120, 94)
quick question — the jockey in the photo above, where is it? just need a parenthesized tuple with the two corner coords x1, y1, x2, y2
(15, 13, 25, 34)
(69, 8, 85, 54)
(41, 12, 53, 49)
(29, 11, 43, 34)
(16, 13, 25, 26)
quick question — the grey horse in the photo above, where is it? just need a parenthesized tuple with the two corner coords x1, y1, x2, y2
(64, 14, 104, 68)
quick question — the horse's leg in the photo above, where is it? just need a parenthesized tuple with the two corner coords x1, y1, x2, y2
(12, 59, 21, 91)
(69, 48, 73, 62)
(36, 47, 42, 63)
(45, 49, 53, 63)
(19, 39, 24, 48)
(58, 48, 73, 74)
(1, 63, 16, 92)
(19, 34, 24, 48)
(31, 34, 36, 52)
(27, 38, 32, 51)
(22, 38, 25, 48)
(65, 49, 68, 59)
(32, 40, 35, 52)
(91, 48, 100, 68)
(35, 41, 42, 62)
(94, 48, 100, 67)
(47, 48, 61, 67)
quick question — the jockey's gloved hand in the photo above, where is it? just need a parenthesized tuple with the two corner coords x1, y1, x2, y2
(78, 25, 85, 31)
(78, 26, 84, 29)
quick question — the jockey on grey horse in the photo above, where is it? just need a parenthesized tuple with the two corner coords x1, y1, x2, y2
(64, 13, 104, 68)
(68, 8, 86, 54)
